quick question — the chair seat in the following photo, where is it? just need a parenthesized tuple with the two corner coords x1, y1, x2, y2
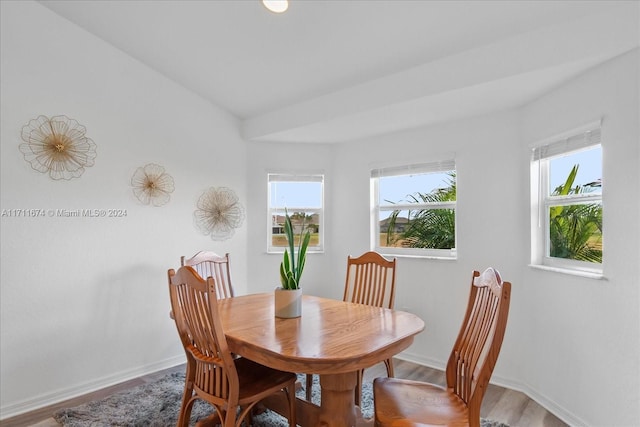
(235, 357, 297, 405)
(374, 377, 469, 426)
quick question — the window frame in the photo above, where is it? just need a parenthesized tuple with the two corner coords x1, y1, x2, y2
(370, 160, 457, 259)
(530, 123, 603, 276)
(267, 172, 324, 254)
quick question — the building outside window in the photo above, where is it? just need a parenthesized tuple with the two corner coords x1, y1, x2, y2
(268, 173, 324, 253)
(531, 124, 602, 276)
(371, 159, 456, 258)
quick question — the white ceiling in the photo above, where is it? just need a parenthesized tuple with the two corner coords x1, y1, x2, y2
(40, 0, 639, 143)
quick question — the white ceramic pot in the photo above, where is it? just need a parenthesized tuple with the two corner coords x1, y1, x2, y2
(274, 287, 302, 318)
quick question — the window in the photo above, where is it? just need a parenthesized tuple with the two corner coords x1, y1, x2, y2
(268, 173, 324, 253)
(371, 160, 456, 258)
(531, 125, 602, 275)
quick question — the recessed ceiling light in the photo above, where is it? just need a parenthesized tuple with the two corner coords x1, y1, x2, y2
(262, 0, 288, 14)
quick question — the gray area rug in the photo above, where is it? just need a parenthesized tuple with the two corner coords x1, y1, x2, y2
(53, 371, 509, 426)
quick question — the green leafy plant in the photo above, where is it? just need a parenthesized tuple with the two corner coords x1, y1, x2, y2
(386, 172, 456, 249)
(279, 210, 311, 290)
(549, 164, 602, 263)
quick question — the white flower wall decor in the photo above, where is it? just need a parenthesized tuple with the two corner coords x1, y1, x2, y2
(19, 115, 97, 180)
(131, 163, 175, 206)
(194, 187, 245, 241)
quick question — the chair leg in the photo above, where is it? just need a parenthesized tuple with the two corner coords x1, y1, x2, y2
(244, 405, 254, 426)
(180, 397, 197, 427)
(178, 379, 195, 427)
(236, 404, 260, 427)
(287, 384, 297, 427)
(384, 358, 394, 378)
(354, 369, 364, 407)
(356, 359, 392, 408)
(177, 398, 190, 427)
(220, 409, 235, 427)
(305, 374, 313, 401)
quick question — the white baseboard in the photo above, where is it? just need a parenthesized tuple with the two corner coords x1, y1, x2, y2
(396, 350, 585, 427)
(0, 355, 185, 421)
(519, 384, 587, 427)
(395, 349, 446, 371)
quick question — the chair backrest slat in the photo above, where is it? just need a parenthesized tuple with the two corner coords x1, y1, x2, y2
(168, 266, 237, 401)
(181, 251, 234, 299)
(446, 268, 511, 417)
(343, 251, 396, 309)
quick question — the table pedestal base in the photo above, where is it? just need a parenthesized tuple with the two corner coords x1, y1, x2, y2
(261, 371, 372, 427)
(318, 372, 358, 426)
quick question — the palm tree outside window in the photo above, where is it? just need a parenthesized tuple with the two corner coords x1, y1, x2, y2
(531, 124, 603, 276)
(371, 160, 457, 259)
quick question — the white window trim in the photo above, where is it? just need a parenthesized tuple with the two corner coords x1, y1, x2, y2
(267, 172, 324, 254)
(530, 121, 602, 275)
(371, 160, 457, 259)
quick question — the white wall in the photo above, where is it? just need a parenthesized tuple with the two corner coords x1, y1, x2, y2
(329, 111, 526, 383)
(245, 141, 335, 297)
(0, 1, 248, 418)
(519, 50, 640, 427)
(245, 52, 640, 426)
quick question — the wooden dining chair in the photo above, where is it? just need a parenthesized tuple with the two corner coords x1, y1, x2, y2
(373, 267, 511, 427)
(168, 266, 297, 427)
(306, 250, 397, 405)
(181, 251, 234, 299)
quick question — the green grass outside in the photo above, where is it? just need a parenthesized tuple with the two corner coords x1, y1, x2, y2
(272, 234, 320, 247)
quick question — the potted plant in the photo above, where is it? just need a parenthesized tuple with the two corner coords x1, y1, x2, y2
(275, 210, 311, 318)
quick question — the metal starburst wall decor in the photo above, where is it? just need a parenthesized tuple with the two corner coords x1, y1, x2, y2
(194, 187, 245, 241)
(131, 163, 175, 207)
(19, 115, 97, 180)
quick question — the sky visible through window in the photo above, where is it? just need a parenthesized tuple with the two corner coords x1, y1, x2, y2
(270, 182, 322, 209)
(549, 145, 602, 193)
(379, 172, 452, 205)
(377, 171, 454, 222)
(270, 147, 600, 212)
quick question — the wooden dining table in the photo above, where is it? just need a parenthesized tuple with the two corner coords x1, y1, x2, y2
(216, 293, 425, 427)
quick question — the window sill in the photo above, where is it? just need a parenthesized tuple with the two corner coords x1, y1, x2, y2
(379, 253, 457, 261)
(267, 250, 325, 255)
(528, 264, 604, 280)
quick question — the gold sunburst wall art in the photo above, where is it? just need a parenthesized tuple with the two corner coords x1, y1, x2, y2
(194, 187, 245, 241)
(19, 115, 97, 180)
(131, 163, 175, 207)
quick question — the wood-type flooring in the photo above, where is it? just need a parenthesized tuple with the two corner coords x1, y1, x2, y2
(1, 359, 568, 427)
